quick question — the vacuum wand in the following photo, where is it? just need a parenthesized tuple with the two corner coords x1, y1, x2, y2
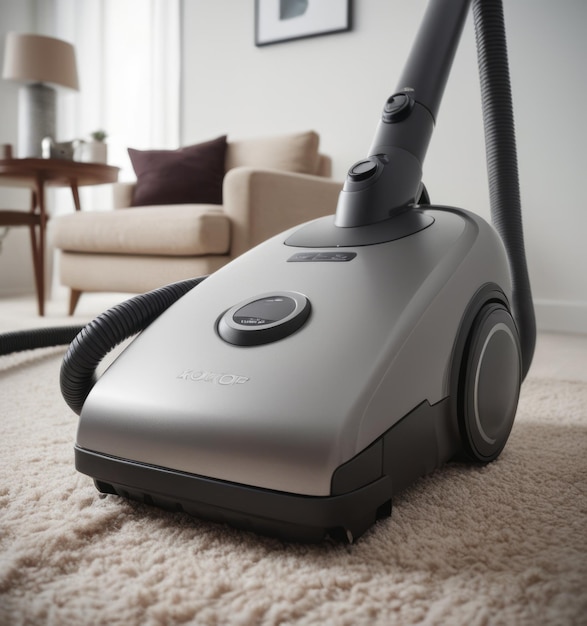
(335, 0, 472, 228)
(395, 0, 471, 122)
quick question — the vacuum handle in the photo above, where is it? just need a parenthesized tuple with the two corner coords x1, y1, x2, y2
(335, 0, 471, 227)
(396, 0, 471, 123)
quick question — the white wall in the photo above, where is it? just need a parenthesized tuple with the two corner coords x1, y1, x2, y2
(181, 0, 587, 334)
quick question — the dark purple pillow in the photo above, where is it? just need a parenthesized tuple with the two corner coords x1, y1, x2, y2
(128, 135, 227, 206)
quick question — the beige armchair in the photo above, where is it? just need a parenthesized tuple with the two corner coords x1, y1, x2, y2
(52, 131, 342, 314)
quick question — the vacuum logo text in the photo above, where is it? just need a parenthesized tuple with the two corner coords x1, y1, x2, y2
(177, 369, 250, 386)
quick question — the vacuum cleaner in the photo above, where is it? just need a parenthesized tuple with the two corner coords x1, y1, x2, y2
(1, 0, 535, 542)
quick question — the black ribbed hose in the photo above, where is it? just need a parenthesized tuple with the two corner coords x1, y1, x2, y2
(0, 326, 85, 356)
(473, 0, 536, 379)
(59, 278, 205, 415)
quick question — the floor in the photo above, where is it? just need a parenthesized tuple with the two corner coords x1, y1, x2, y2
(1, 293, 587, 382)
(0, 292, 133, 330)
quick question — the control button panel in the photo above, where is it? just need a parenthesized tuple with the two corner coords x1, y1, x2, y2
(382, 92, 414, 123)
(233, 296, 296, 327)
(288, 251, 357, 263)
(217, 292, 311, 346)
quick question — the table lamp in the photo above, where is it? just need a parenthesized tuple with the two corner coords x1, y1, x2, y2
(2, 33, 79, 158)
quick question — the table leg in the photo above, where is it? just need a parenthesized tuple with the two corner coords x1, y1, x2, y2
(71, 183, 81, 211)
(26, 189, 45, 316)
(33, 180, 46, 316)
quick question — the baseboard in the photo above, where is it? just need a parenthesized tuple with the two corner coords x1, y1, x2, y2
(534, 300, 587, 335)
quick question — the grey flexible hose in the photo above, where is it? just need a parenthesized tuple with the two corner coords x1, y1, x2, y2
(472, 0, 536, 379)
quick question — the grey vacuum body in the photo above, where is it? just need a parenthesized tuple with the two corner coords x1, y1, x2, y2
(74, 205, 522, 541)
(54, 0, 535, 542)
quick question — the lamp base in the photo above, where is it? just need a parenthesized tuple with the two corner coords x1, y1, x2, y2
(18, 83, 56, 158)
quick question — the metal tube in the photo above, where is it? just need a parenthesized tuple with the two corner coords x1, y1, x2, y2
(397, 0, 472, 121)
(335, 0, 473, 227)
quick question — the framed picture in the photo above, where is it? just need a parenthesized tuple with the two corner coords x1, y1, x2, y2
(255, 0, 352, 47)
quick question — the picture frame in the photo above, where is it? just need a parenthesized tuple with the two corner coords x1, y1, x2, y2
(255, 0, 352, 47)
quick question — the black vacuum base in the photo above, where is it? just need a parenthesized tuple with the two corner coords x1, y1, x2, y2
(75, 446, 393, 543)
(75, 398, 459, 543)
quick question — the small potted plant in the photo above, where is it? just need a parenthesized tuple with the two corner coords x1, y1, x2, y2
(83, 129, 108, 163)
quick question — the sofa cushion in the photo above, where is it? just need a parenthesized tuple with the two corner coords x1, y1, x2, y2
(225, 130, 320, 175)
(128, 135, 227, 207)
(52, 205, 230, 256)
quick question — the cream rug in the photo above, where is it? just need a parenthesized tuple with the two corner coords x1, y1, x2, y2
(1, 346, 586, 625)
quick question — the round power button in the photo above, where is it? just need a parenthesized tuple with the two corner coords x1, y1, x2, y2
(348, 159, 378, 182)
(382, 93, 413, 123)
(217, 292, 311, 346)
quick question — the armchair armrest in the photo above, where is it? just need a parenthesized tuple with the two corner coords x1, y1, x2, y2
(111, 182, 136, 209)
(223, 167, 343, 258)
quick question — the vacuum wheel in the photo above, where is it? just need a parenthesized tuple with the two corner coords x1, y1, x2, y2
(458, 303, 522, 462)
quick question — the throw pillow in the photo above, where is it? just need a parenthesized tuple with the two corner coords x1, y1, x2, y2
(128, 135, 227, 206)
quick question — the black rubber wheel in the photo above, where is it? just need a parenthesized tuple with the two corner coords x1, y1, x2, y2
(458, 303, 522, 462)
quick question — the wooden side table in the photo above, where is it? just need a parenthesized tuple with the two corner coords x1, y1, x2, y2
(0, 158, 119, 315)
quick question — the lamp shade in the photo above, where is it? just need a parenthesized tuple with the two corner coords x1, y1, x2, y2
(2, 32, 79, 90)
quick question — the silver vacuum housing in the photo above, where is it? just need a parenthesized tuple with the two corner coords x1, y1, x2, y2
(74, 206, 522, 541)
